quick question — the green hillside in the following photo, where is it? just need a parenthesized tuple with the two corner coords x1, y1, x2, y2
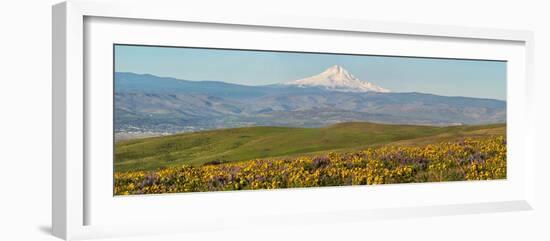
(115, 122, 505, 172)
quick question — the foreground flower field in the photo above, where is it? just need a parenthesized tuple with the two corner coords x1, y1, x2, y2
(114, 136, 506, 195)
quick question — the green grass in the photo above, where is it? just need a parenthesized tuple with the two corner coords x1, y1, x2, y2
(115, 122, 505, 172)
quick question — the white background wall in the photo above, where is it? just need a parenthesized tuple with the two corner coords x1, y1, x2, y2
(0, 0, 548, 240)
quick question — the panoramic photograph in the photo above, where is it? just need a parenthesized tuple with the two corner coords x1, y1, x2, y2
(113, 44, 507, 195)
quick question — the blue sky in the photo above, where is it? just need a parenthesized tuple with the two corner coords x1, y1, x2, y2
(115, 45, 507, 100)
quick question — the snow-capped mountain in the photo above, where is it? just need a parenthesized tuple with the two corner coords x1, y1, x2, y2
(284, 65, 390, 93)
(115, 72, 506, 134)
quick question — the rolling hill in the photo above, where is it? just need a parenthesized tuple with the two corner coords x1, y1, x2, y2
(114, 122, 505, 172)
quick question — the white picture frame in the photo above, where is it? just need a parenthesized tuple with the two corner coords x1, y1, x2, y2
(52, 0, 535, 240)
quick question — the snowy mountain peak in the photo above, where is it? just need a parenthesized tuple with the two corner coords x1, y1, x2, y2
(324, 65, 345, 74)
(284, 65, 390, 93)
(322, 65, 353, 78)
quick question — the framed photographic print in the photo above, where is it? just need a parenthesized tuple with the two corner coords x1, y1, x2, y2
(52, 0, 535, 240)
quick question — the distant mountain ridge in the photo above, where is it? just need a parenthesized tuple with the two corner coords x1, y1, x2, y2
(114, 71, 506, 135)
